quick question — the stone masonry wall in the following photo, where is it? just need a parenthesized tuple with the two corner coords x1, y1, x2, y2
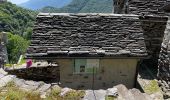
(158, 17, 170, 99)
(6, 65, 60, 82)
(113, 0, 169, 15)
(128, 0, 168, 16)
(139, 16, 168, 68)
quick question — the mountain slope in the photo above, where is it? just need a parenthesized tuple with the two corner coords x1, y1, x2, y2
(20, 0, 72, 10)
(40, 0, 113, 13)
(0, 2, 37, 38)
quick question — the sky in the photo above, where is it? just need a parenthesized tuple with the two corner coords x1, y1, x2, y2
(8, 0, 29, 4)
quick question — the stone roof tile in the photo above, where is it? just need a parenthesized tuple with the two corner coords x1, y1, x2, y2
(26, 13, 148, 59)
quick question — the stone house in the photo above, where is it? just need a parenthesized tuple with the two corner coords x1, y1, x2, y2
(26, 0, 170, 90)
(26, 13, 147, 89)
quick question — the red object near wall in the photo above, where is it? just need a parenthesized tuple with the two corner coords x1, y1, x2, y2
(26, 59, 32, 68)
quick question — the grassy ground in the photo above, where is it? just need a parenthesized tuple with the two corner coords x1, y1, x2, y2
(0, 82, 41, 100)
(0, 82, 85, 100)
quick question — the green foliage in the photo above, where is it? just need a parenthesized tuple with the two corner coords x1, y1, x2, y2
(40, 0, 113, 13)
(7, 32, 30, 63)
(0, 2, 37, 39)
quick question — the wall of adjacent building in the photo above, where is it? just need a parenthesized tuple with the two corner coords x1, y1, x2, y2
(57, 58, 139, 89)
(140, 16, 168, 68)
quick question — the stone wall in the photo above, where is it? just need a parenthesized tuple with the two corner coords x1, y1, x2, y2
(113, 0, 169, 15)
(6, 65, 60, 82)
(58, 58, 138, 89)
(128, 0, 168, 16)
(158, 17, 170, 99)
(113, 1, 168, 67)
(139, 16, 168, 68)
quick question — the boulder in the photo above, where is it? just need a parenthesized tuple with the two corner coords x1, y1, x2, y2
(114, 84, 135, 100)
(37, 84, 51, 93)
(60, 87, 72, 97)
(106, 88, 118, 97)
(129, 89, 152, 100)
(0, 75, 16, 88)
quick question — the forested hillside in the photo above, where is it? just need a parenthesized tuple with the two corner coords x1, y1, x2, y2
(20, 0, 71, 10)
(40, 0, 113, 13)
(0, 2, 37, 63)
(1, 0, 113, 63)
(0, 2, 37, 39)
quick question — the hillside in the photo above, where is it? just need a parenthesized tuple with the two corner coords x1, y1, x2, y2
(0, 2, 37, 39)
(40, 0, 113, 13)
(20, 0, 72, 10)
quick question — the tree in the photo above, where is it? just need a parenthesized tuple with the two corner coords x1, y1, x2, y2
(7, 32, 30, 63)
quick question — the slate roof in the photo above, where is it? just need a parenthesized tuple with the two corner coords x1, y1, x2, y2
(26, 13, 147, 59)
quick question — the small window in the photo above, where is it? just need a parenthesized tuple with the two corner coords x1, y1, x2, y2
(74, 59, 99, 74)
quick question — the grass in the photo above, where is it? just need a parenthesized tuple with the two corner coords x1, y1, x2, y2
(144, 80, 162, 95)
(0, 81, 85, 100)
(47, 89, 85, 100)
(0, 81, 41, 100)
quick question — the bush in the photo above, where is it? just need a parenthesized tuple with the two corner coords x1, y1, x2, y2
(7, 32, 30, 63)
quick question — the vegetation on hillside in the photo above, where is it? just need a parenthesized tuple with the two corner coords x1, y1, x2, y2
(0, 2, 36, 39)
(1, 0, 113, 63)
(40, 0, 113, 13)
(20, 0, 71, 10)
(0, 2, 37, 63)
(7, 33, 30, 63)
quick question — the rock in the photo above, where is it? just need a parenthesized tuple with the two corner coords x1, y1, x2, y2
(83, 90, 106, 100)
(25, 80, 43, 87)
(129, 89, 152, 100)
(40, 92, 47, 99)
(51, 85, 61, 91)
(0, 75, 16, 88)
(0, 74, 4, 78)
(13, 78, 25, 86)
(18, 80, 44, 91)
(0, 68, 7, 75)
(37, 84, 51, 93)
(106, 88, 118, 97)
(60, 87, 72, 97)
(150, 92, 163, 100)
(20, 84, 39, 91)
(114, 84, 135, 100)
(164, 92, 170, 99)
